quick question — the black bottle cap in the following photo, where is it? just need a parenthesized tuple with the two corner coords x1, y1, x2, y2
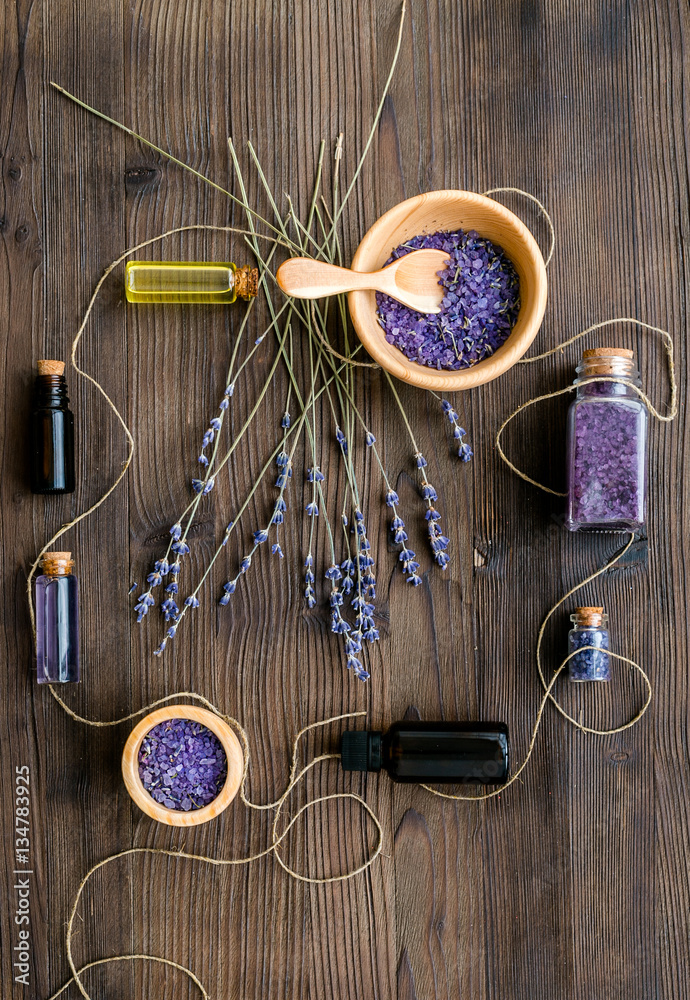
(341, 730, 382, 773)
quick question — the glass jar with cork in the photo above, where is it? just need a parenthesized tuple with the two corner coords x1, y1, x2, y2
(565, 348, 648, 532)
(35, 551, 79, 684)
(567, 606, 610, 682)
(124, 261, 259, 304)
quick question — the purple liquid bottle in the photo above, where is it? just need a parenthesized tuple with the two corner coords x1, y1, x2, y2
(35, 551, 79, 684)
(565, 348, 647, 532)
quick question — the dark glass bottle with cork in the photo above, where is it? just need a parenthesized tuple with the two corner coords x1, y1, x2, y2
(341, 721, 509, 784)
(30, 360, 75, 494)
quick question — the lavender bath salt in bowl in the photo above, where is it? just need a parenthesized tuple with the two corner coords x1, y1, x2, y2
(122, 705, 244, 826)
(376, 229, 520, 371)
(349, 190, 548, 391)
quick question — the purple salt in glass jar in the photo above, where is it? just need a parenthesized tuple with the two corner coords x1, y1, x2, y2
(565, 348, 647, 532)
(568, 606, 610, 682)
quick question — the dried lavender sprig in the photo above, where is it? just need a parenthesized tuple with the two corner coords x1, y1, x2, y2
(216, 294, 292, 406)
(134, 286, 297, 618)
(414, 453, 449, 570)
(219, 374, 321, 614)
(431, 393, 473, 462)
(313, 477, 372, 680)
(218, 488, 290, 606)
(323, 370, 379, 611)
(328, 377, 416, 584)
(154, 354, 349, 649)
(322, 0, 407, 244)
(384, 371, 451, 570)
(385, 489, 420, 585)
(158, 414, 306, 651)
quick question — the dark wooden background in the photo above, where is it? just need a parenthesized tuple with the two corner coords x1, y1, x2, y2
(1, 1, 688, 997)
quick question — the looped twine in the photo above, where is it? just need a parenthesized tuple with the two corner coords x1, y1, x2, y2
(496, 318, 677, 496)
(46, 700, 383, 1000)
(423, 533, 652, 801)
(482, 187, 556, 266)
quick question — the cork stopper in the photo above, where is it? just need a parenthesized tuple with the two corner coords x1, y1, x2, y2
(234, 265, 259, 300)
(37, 360, 65, 376)
(572, 606, 607, 628)
(579, 347, 636, 378)
(39, 551, 74, 576)
(582, 348, 634, 359)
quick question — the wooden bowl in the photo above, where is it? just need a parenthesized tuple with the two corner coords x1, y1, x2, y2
(122, 705, 244, 827)
(348, 190, 548, 390)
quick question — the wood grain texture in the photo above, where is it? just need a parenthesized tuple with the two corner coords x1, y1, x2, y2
(1, 1, 689, 998)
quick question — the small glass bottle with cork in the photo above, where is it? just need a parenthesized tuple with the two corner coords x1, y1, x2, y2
(565, 348, 647, 532)
(567, 606, 610, 682)
(35, 551, 79, 684)
(124, 261, 259, 304)
(30, 360, 75, 494)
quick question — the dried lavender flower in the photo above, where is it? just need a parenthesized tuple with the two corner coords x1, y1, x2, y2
(376, 229, 520, 371)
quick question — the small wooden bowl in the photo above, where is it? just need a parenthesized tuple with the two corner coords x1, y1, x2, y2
(348, 190, 548, 390)
(122, 705, 244, 827)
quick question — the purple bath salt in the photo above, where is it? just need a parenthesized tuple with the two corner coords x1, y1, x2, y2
(138, 718, 228, 811)
(375, 229, 520, 371)
(566, 349, 648, 532)
(567, 607, 610, 682)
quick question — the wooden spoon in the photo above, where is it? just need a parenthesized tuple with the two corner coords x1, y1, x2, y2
(276, 249, 449, 314)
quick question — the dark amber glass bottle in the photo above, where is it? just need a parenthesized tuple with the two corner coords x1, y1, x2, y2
(30, 360, 75, 494)
(341, 721, 509, 785)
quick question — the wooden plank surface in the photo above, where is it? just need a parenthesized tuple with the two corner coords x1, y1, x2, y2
(1, 1, 689, 998)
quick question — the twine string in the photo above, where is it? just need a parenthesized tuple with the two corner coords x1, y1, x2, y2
(47, 705, 383, 1000)
(47, 956, 208, 1000)
(497, 318, 677, 496)
(37, 193, 668, 997)
(26, 224, 288, 642)
(482, 187, 556, 266)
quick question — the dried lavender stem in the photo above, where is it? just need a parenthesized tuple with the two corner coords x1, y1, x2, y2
(323, 0, 407, 243)
(383, 370, 421, 454)
(181, 388, 317, 613)
(138, 301, 296, 609)
(51, 82, 302, 253)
